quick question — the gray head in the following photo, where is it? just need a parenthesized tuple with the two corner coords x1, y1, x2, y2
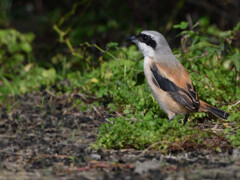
(128, 30, 173, 57)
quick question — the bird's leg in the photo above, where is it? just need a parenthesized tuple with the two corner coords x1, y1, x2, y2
(168, 113, 175, 122)
(168, 118, 174, 122)
(183, 114, 189, 125)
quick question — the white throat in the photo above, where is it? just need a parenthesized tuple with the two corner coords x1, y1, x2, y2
(137, 42, 155, 58)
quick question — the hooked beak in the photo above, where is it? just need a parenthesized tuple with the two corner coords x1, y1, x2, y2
(127, 35, 137, 43)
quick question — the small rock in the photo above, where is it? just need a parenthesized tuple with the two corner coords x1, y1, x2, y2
(134, 158, 161, 174)
(232, 149, 240, 160)
(122, 154, 137, 161)
(90, 154, 101, 160)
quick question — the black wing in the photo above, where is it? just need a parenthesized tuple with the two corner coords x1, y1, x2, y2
(150, 63, 200, 112)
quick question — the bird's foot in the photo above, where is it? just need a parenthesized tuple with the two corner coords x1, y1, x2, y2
(183, 114, 189, 125)
(168, 118, 174, 122)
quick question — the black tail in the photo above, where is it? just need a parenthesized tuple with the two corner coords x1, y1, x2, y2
(199, 100, 229, 119)
(206, 106, 229, 119)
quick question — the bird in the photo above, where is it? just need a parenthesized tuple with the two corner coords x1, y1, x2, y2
(128, 30, 229, 124)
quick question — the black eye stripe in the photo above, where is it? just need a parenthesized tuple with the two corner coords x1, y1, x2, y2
(136, 33, 157, 49)
(136, 34, 149, 41)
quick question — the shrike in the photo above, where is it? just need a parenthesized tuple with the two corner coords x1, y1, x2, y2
(128, 30, 229, 124)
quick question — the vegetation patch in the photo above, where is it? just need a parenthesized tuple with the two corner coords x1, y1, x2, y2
(85, 21, 240, 151)
(0, 20, 239, 152)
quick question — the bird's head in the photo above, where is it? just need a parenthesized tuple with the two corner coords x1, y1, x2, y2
(128, 30, 172, 57)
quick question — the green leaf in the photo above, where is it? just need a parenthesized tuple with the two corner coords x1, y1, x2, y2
(233, 22, 240, 32)
(20, 42, 32, 53)
(232, 53, 240, 71)
(106, 42, 119, 50)
(173, 21, 189, 29)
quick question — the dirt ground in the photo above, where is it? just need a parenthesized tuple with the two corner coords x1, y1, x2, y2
(0, 91, 240, 180)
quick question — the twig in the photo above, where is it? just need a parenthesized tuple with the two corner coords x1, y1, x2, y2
(45, 89, 56, 97)
(125, 117, 138, 122)
(83, 42, 118, 60)
(135, 142, 162, 159)
(227, 100, 240, 111)
(210, 123, 224, 132)
(210, 129, 223, 132)
(221, 100, 240, 119)
(92, 105, 102, 117)
(72, 92, 98, 100)
(171, 143, 185, 152)
(115, 111, 122, 117)
(104, 118, 113, 124)
(92, 105, 115, 124)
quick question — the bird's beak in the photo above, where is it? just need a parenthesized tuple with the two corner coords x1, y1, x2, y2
(127, 35, 137, 43)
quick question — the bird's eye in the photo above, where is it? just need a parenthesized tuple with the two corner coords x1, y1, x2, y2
(143, 35, 148, 41)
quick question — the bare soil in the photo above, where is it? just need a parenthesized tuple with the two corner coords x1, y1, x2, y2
(0, 91, 240, 180)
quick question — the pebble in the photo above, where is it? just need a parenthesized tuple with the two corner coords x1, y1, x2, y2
(90, 154, 101, 160)
(134, 158, 161, 174)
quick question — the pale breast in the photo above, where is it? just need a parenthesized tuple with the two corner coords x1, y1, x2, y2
(143, 57, 188, 117)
